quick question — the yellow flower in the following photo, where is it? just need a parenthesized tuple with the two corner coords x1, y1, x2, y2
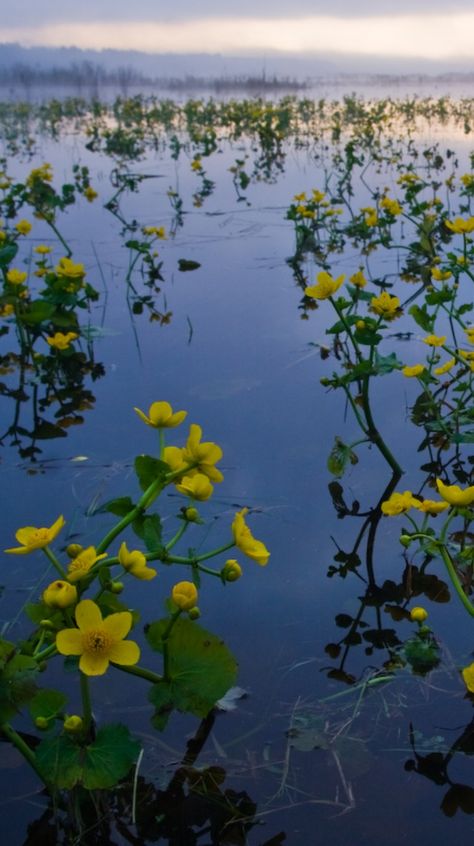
(182, 424, 224, 483)
(221, 559, 242, 582)
(465, 327, 474, 344)
(349, 270, 367, 288)
(134, 401, 187, 429)
(46, 331, 78, 350)
(176, 473, 213, 501)
(293, 192, 307, 202)
(436, 478, 474, 507)
(5, 515, 65, 554)
(84, 186, 98, 202)
(431, 267, 452, 281)
(462, 663, 474, 693)
(446, 216, 474, 234)
(380, 196, 402, 216)
(410, 607, 428, 622)
(0, 303, 14, 317)
(171, 580, 198, 611)
(312, 189, 326, 203)
(423, 334, 446, 347)
(434, 358, 455, 375)
(55, 257, 85, 279)
(381, 491, 416, 516)
(142, 225, 166, 238)
(461, 173, 474, 188)
(15, 219, 32, 235)
(56, 599, 140, 676)
(402, 364, 425, 378)
(118, 541, 157, 580)
(34, 244, 52, 255)
(304, 271, 345, 300)
(411, 499, 449, 515)
(363, 208, 378, 227)
(231, 508, 270, 565)
(370, 291, 401, 320)
(43, 580, 77, 609)
(191, 158, 202, 171)
(67, 546, 108, 582)
(163, 445, 187, 475)
(6, 269, 27, 285)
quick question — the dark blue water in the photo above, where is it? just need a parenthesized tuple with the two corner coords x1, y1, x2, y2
(1, 108, 474, 844)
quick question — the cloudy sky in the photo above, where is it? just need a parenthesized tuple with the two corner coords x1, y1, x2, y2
(1, 1, 474, 66)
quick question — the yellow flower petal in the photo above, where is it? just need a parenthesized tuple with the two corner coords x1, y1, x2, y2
(56, 628, 83, 655)
(79, 653, 110, 676)
(102, 611, 132, 640)
(108, 639, 140, 665)
(75, 599, 103, 632)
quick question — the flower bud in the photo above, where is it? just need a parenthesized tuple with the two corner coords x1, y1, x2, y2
(43, 580, 77, 609)
(185, 507, 199, 522)
(221, 559, 243, 582)
(410, 606, 428, 623)
(399, 534, 412, 548)
(63, 715, 83, 733)
(171, 581, 198, 611)
(188, 606, 201, 620)
(35, 716, 50, 730)
(110, 581, 124, 594)
(320, 377, 331, 386)
(66, 543, 83, 559)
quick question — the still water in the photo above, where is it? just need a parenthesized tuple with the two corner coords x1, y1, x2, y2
(1, 94, 474, 844)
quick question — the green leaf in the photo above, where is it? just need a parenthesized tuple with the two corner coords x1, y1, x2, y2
(82, 724, 141, 789)
(37, 723, 140, 790)
(372, 351, 404, 375)
(327, 436, 358, 478)
(19, 300, 56, 325)
(0, 648, 39, 723)
(29, 688, 67, 722)
(146, 618, 238, 719)
(178, 258, 201, 271)
(408, 303, 434, 332)
(97, 496, 135, 517)
(134, 455, 169, 492)
(0, 243, 18, 267)
(31, 421, 68, 440)
(36, 733, 82, 789)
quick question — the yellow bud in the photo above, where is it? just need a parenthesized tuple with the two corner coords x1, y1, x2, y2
(185, 507, 199, 522)
(188, 606, 201, 620)
(221, 559, 243, 582)
(43, 580, 77, 609)
(63, 715, 83, 733)
(110, 581, 124, 594)
(66, 544, 83, 558)
(171, 581, 198, 611)
(35, 716, 50, 730)
(410, 606, 428, 623)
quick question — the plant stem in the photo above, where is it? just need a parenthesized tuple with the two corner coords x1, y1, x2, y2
(112, 663, 163, 684)
(80, 672, 93, 736)
(43, 546, 67, 579)
(1, 722, 49, 788)
(361, 376, 403, 474)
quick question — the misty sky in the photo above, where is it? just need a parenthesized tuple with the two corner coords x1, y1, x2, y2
(1, 1, 474, 64)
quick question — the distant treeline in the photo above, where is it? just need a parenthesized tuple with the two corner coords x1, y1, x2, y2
(0, 61, 308, 92)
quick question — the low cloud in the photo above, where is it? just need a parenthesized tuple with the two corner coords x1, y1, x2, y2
(1, 15, 474, 61)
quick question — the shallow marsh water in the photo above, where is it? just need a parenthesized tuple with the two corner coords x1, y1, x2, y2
(1, 94, 474, 844)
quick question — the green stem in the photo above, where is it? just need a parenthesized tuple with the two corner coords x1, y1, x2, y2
(112, 663, 163, 684)
(165, 521, 188, 551)
(42, 546, 67, 579)
(330, 295, 363, 362)
(162, 610, 181, 680)
(1, 722, 49, 788)
(34, 642, 58, 663)
(80, 672, 93, 736)
(361, 376, 403, 475)
(439, 544, 474, 617)
(165, 539, 235, 565)
(45, 218, 72, 257)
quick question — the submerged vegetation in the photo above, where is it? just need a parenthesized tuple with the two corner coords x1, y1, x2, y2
(2, 92, 474, 841)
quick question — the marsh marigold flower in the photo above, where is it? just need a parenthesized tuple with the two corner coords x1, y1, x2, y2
(436, 478, 474, 507)
(67, 546, 107, 582)
(134, 401, 187, 429)
(221, 559, 243, 582)
(432, 267, 452, 282)
(118, 541, 157, 580)
(182, 424, 224, 482)
(370, 291, 401, 320)
(304, 271, 345, 301)
(15, 219, 32, 235)
(446, 216, 474, 235)
(43, 580, 77, 609)
(412, 499, 449, 515)
(423, 334, 446, 347)
(5, 515, 65, 554)
(402, 364, 425, 378)
(55, 257, 85, 279)
(434, 358, 455, 376)
(176, 473, 213, 501)
(232, 508, 270, 565)
(6, 269, 27, 285)
(46, 331, 78, 350)
(171, 581, 198, 611)
(56, 599, 140, 676)
(381, 491, 416, 516)
(462, 663, 474, 693)
(349, 270, 367, 288)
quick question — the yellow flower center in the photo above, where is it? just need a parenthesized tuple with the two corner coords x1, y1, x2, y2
(83, 629, 112, 655)
(32, 528, 51, 542)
